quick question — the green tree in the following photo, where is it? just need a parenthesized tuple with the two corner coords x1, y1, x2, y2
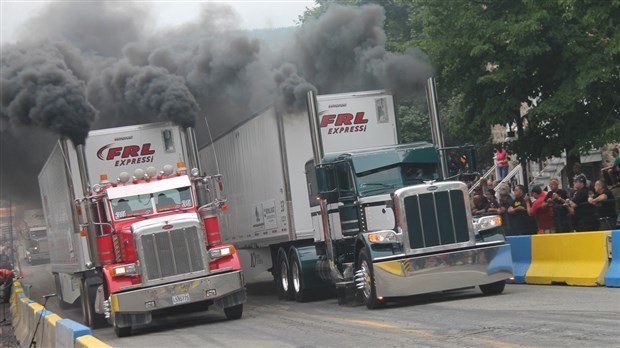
(413, 0, 620, 178)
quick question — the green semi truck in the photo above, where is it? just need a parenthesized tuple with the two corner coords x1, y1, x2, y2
(200, 89, 513, 307)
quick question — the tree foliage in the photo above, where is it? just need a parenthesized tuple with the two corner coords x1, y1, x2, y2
(302, 0, 620, 166)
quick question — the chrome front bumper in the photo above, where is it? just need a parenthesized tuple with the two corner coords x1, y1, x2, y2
(373, 243, 513, 297)
(111, 270, 245, 313)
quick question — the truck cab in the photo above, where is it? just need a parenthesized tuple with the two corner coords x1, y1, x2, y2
(307, 142, 512, 308)
(25, 229, 50, 264)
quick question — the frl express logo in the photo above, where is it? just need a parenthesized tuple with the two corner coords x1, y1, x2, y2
(97, 143, 155, 167)
(319, 111, 368, 134)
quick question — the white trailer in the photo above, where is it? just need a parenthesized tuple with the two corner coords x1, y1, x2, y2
(199, 90, 399, 281)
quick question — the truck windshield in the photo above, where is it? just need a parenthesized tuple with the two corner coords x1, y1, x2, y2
(111, 186, 193, 220)
(356, 163, 439, 196)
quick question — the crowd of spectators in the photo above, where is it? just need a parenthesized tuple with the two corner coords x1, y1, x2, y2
(470, 155, 620, 236)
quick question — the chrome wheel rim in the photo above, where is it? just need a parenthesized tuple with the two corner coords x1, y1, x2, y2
(280, 259, 289, 292)
(359, 260, 372, 300)
(292, 261, 301, 293)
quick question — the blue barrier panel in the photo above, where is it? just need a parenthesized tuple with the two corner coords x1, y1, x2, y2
(604, 230, 620, 287)
(506, 236, 532, 284)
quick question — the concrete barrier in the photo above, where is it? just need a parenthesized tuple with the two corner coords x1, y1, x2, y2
(76, 334, 115, 348)
(604, 230, 620, 287)
(55, 319, 93, 348)
(42, 312, 63, 348)
(21, 302, 45, 348)
(505, 236, 532, 284)
(29, 309, 54, 348)
(14, 298, 32, 345)
(526, 231, 611, 286)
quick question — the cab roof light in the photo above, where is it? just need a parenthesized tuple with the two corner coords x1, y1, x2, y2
(176, 162, 187, 175)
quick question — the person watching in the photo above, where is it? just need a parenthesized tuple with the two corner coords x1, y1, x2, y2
(545, 178, 570, 232)
(568, 174, 598, 231)
(588, 180, 616, 229)
(527, 185, 555, 234)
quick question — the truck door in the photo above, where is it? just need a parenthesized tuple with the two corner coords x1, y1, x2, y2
(335, 162, 359, 237)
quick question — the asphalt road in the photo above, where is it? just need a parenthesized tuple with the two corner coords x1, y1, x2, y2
(19, 261, 620, 348)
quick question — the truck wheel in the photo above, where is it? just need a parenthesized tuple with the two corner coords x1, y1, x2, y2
(479, 280, 506, 295)
(275, 249, 293, 300)
(356, 247, 385, 309)
(79, 278, 107, 329)
(290, 252, 309, 302)
(224, 304, 243, 320)
(113, 313, 132, 337)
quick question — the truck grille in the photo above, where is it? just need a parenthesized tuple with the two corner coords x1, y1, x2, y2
(404, 189, 470, 249)
(139, 226, 206, 280)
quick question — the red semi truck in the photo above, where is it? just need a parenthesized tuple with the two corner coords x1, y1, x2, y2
(38, 122, 246, 337)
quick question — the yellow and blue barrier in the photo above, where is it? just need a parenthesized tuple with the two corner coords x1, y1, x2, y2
(505, 236, 531, 283)
(507, 230, 619, 287)
(8, 280, 113, 348)
(604, 230, 620, 287)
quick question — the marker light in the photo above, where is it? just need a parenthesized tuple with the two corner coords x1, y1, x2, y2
(110, 263, 139, 277)
(208, 245, 235, 261)
(146, 167, 157, 178)
(176, 162, 187, 175)
(367, 230, 400, 244)
(134, 168, 145, 180)
(118, 172, 130, 183)
(100, 174, 109, 185)
(163, 165, 174, 176)
(473, 215, 502, 233)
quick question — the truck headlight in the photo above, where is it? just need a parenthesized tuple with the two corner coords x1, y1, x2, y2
(110, 263, 139, 277)
(367, 230, 400, 244)
(473, 215, 502, 233)
(209, 245, 235, 261)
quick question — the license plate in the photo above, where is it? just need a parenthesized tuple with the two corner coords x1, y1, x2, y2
(172, 293, 191, 305)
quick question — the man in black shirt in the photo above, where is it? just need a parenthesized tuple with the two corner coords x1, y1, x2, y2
(508, 185, 536, 235)
(568, 174, 598, 231)
(589, 180, 616, 229)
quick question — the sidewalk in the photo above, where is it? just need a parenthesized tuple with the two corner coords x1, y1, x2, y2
(0, 303, 18, 348)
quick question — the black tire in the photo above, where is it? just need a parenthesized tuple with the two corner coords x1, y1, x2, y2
(290, 252, 309, 302)
(275, 249, 293, 300)
(479, 280, 506, 295)
(224, 304, 243, 320)
(113, 313, 132, 338)
(79, 278, 107, 329)
(356, 247, 385, 309)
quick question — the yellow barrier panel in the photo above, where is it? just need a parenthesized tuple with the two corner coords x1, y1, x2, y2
(42, 313, 62, 348)
(526, 231, 611, 286)
(76, 334, 115, 348)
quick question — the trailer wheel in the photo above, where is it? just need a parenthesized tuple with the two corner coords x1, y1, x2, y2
(79, 278, 107, 329)
(356, 248, 385, 309)
(224, 304, 243, 320)
(290, 252, 309, 302)
(275, 249, 293, 300)
(479, 280, 506, 296)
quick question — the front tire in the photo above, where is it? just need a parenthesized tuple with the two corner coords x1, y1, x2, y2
(224, 304, 243, 320)
(356, 247, 385, 309)
(112, 312, 132, 338)
(479, 280, 506, 295)
(79, 278, 107, 329)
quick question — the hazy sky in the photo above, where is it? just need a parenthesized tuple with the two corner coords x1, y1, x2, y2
(0, 0, 316, 44)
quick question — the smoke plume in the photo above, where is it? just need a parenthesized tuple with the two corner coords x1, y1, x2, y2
(0, 2, 433, 206)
